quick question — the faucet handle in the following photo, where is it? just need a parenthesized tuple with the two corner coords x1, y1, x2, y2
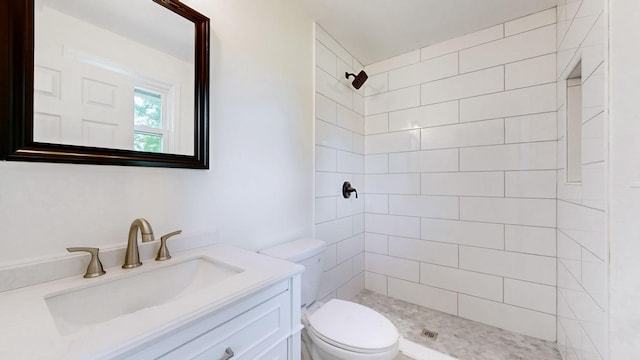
(156, 230, 182, 261)
(67, 247, 106, 278)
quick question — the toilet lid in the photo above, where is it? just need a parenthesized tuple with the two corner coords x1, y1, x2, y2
(307, 299, 398, 352)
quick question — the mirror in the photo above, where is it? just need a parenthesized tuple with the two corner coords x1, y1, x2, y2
(0, 0, 209, 168)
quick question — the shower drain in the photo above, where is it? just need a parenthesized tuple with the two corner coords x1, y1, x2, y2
(421, 328, 439, 340)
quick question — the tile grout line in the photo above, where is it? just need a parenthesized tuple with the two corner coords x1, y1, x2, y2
(368, 54, 556, 98)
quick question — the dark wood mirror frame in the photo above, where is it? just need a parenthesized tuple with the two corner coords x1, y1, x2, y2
(0, 0, 210, 168)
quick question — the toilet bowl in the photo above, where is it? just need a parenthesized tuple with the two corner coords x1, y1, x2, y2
(305, 299, 399, 360)
(260, 239, 399, 360)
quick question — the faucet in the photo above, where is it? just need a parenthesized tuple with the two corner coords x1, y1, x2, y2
(122, 218, 155, 269)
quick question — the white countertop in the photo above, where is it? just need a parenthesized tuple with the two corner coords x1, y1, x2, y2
(0, 244, 303, 359)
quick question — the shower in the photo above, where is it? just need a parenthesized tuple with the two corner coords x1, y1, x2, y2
(345, 70, 368, 89)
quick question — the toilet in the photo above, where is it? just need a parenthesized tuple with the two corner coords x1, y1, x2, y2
(260, 238, 399, 360)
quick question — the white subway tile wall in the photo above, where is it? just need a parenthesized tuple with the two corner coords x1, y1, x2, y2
(315, 25, 366, 301)
(316, 3, 607, 356)
(388, 101, 459, 131)
(505, 53, 557, 90)
(504, 8, 557, 36)
(388, 53, 458, 90)
(556, 0, 607, 357)
(420, 24, 504, 61)
(388, 277, 458, 315)
(504, 112, 558, 144)
(420, 66, 504, 105)
(362, 9, 560, 342)
(459, 25, 556, 73)
(458, 294, 556, 341)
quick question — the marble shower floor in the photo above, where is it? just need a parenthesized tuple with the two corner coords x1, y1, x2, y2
(352, 290, 561, 360)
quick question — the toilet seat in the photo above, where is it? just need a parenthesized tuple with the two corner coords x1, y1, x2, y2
(307, 299, 399, 353)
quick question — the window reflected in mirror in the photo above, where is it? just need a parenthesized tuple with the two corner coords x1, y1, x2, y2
(134, 88, 163, 153)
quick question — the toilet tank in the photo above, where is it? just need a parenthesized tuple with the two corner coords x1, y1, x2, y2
(259, 238, 326, 308)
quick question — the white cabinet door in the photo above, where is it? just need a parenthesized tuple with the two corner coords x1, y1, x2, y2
(256, 341, 288, 360)
(162, 290, 291, 360)
(112, 281, 293, 360)
(108, 278, 298, 360)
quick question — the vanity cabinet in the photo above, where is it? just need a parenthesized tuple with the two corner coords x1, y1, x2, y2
(113, 278, 301, 360)
(0, 244, 304, 360)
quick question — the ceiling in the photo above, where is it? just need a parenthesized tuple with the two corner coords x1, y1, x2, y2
(299, 0, 558, 65)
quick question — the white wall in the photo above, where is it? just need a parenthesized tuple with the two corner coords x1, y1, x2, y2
(555, 0, 608, 359)
(0, 0, 314, 265)
(608, 0, 640, 358)
(361, 9, 559, 341)
(314, 25, 366, 301)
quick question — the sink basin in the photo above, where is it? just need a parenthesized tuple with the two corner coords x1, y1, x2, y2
(45, 256, 243, 335)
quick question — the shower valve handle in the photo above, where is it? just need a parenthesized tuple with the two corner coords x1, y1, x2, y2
(342, 181, 358, 199)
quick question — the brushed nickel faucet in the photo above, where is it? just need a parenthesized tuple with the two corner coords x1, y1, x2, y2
(122, 218, 155, 269)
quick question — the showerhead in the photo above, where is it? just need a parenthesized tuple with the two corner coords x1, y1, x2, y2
(345, 70, 368, 90)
